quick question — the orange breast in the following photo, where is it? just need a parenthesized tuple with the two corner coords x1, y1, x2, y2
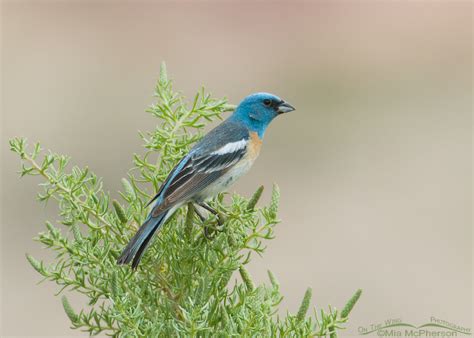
(247, 132, 263, 160)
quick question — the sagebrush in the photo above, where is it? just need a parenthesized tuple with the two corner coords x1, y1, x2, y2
(10, 63, 361, 337)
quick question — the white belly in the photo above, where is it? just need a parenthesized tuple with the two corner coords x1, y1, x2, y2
(193, 157, 254, 202)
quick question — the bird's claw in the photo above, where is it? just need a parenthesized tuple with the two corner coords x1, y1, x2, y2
(203, 215, 226, 239)
(203, 226, 214, 240)
(216, 213, 226, 227)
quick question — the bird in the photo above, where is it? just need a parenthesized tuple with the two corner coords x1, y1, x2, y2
(117, 92, 295, 269)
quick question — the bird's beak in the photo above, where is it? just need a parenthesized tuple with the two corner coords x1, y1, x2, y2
(277, 101, 295, 114)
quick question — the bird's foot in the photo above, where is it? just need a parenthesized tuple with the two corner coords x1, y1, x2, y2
(196, 202, 226, 237)
(201, 217, 224, 240)
(203, 225, 214, 240)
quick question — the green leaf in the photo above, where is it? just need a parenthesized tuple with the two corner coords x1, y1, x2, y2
(269, 184, 280, 218)
(71, 224, 82, 242)
(267, 270, 279, 289)
(246, 185, 264, 211)
(340, 289, 362, 319)
(61, 295, 79, 323)
(111, 271, 119, 298)
(25, 253, 45, 276)
(184, 203, 195, 240)
(159, 61, 168, 84)
(239, 266, 255, 291)
(113, 200, 128, 224)
(296, 287, 312, 322)
(121, 178, 136, 200)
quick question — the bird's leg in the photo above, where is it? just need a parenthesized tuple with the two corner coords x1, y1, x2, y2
(198, 202, 225, 228)
(193, 203, 213, 239)
(193, 206, 206, 222)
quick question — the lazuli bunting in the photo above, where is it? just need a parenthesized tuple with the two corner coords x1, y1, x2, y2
(118, 92, 295, 268)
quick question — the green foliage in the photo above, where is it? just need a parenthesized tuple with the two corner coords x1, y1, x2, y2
(340, 289, 362, 319)
(10, 64, 361, 337)
(296, 288, 313, 322)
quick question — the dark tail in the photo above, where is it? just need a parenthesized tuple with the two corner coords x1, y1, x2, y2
(117, 211, 168, 269)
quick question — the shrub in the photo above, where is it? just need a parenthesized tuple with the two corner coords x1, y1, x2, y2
(10, 63, 361, 337)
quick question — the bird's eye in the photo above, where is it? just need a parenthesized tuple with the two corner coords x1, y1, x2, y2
(263, 99, 271, 107)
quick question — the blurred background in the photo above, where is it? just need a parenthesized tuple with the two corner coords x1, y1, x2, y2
(1, 1, 472, 336)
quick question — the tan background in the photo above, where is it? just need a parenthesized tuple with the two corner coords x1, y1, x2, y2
(1, 1, 472, 337)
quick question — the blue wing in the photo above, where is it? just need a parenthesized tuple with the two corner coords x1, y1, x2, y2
(147, 120, 249, 216)
(118, 120, 249, 268)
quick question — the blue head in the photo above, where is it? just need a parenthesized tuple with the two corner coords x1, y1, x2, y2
(229, 92, 295, 138)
